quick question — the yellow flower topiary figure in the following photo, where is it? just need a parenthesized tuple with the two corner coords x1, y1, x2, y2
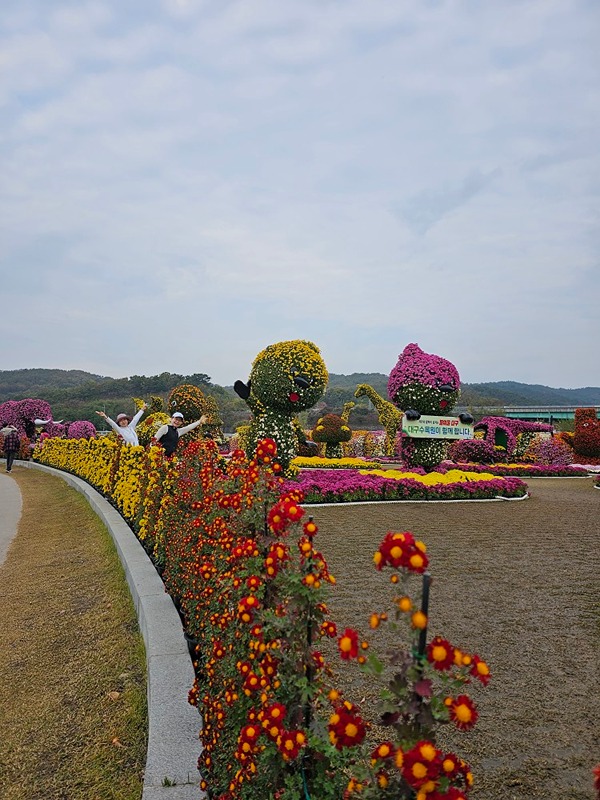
(234, 340, 328, 469)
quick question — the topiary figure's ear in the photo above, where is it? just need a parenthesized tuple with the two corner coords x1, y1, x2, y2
(234, 380, 251, 400)
(405, 409, 421, 420)
(459, 412, 474, 425)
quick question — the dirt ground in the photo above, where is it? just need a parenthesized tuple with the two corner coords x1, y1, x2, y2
(313, 478, 600, 800)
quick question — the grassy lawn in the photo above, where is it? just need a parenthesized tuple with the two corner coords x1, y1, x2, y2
(0, 468, 147, 800)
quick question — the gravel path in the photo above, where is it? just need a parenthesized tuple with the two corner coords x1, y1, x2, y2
(312, 478, 600, 800)
(0, 472, 22, 567)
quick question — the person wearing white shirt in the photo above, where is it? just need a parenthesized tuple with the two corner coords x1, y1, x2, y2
(95, 404, 147, 446)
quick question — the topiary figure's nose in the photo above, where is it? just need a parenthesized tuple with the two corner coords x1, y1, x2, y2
(293, 376, 310, 389)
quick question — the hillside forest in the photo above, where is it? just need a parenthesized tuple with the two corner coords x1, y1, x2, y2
(1, 368, 599, 432)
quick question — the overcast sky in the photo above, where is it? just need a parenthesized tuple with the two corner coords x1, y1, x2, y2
(2, 0, 599, 388)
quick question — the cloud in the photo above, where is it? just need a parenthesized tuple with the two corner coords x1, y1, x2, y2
(1, 0, 599, 387)
(401, 168, 502, 235)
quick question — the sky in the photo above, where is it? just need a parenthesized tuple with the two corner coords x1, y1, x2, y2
(1, 0, 599, 389)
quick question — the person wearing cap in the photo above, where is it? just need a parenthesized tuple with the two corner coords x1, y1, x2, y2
(95, 403, 147, 446)
(153, 411, 208, 457)
(1, 421, 20, 473)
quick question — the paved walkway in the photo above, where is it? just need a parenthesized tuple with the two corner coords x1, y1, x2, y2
(0, 470, 22, 567)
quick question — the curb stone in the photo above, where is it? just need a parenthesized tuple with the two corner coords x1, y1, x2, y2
(19, 461, 203, 800)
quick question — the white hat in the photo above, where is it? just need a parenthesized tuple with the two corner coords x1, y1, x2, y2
(116, 413, 130, 422)
(172, 412, 184, 419)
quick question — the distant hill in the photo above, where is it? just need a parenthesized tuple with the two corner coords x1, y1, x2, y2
(0, 368, 251, 431)
(1, 368, 598, 431)
(465, 381, 600, 406)
(0, 368, 104, 396)
(328, 373, 600, 407)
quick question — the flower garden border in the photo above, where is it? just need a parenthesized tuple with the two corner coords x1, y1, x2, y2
(303, 493, 530, 507)
(19, 461, 202, 800)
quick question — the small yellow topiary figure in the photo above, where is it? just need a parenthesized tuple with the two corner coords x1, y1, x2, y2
(311, 414, 352, 459)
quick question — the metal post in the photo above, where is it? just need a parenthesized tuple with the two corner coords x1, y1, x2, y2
(417, 572, 431, 657)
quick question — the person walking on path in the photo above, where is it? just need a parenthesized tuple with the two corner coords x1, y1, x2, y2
(1, 422, 20, 473)
(153, 411, 208, 457)
(95, 403, 147, 447)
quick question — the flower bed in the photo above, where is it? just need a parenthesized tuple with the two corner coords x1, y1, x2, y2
(441, 461, 589, 477)
(34, 435, 495, 798)
(284, 468, 527, 503)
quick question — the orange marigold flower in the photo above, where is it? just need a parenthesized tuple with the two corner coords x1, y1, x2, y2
(397, 595, 413, 612)
(411, 611, 428, 629)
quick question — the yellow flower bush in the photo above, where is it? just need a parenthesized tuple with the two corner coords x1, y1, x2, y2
(359, 468, 498, 486)
(111, 445, 147, 520)
(35, 437, 151, 525)
(292, 456, 380, 470)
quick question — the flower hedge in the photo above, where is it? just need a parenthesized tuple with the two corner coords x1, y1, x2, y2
(0, 398, 52, 436)
(473, 418, 553, 460)
(441, 461, 589, 478)
(67, 420, 97, 440)
(447, 439, 496, 464)
(32, 435, 498, 798)
(573, 408, 600, 458)
(292, 456, 381, 470)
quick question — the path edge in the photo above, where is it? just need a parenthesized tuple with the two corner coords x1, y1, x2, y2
(19, 461, 202, 800)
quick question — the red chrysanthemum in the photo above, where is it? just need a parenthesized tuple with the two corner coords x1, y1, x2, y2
(277, 729, 306, 761)
(426, 636, 455, 671)
(594, 764, 600, 798)
(328, 705, 367, 749)
(371, 741, 395, 762)
(449, 695, 479, 731)
(470, 654, 492, 686)
(401, 741, 442, 789)
(374, 531, 429, 574)
(320, 620, 337, 638)
(338, 628, 359, 660)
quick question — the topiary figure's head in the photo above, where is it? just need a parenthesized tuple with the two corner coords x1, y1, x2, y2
(168, 384, 206, 420)
(250, 340, 328, 413)
(387, 343, 460, 415)
(312, 414, 352, 444)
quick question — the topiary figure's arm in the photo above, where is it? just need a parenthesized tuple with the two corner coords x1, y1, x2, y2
(292, 417, 312, 448)
(234, 380, 262, 415)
